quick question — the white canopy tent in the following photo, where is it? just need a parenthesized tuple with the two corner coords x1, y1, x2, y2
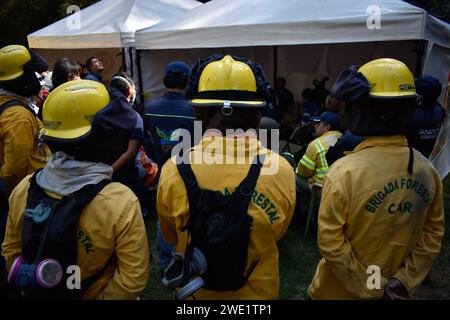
(136, 0, 448, 49)
(135, 0, 450, 178)
(27, 0, 201, 80)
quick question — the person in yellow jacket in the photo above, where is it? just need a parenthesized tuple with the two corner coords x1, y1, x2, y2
(308, 59, 445, 300)
(157, 55, 296, 300)
(0, 45, 50, 196)
(296, 111, 342, 194)
(2, 80, 149, 299)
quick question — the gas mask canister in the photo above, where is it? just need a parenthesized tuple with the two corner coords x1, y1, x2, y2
(162, 247, 207, 300)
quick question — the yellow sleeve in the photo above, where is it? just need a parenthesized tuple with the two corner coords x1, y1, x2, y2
(1, 177, 30, 269)
(156, 161, 186, 245)
(98, 197, 150, 300)
(393, 177, 445, 296)
(0, 110, 37, 195)
(295, 142, 316, 178)
(318, 176, 388, 299)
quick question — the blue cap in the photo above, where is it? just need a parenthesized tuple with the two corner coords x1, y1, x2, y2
(312, 111, 341, 130)
(415, 75, 442, 101)
(165, 61, 190, 77)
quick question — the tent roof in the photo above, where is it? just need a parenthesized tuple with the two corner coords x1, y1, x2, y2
(28, 0, 201, 49)
(135, 0, 450, 50)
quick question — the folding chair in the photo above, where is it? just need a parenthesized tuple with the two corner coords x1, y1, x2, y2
(304, 182, 323, 239)
(280, 123, 313, 162)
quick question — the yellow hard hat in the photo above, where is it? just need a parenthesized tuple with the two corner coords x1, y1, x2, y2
(190, 55, 266, 108)
(0, 45, 31, 81)
(41, 80, 110, 141)
(358, 58, 416, 98)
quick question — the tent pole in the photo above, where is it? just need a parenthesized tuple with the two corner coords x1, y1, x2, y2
(273, 46, 278, 85)
(129, 47, 134, 77)
(122, 47, 126, 72)
(136, 49, 145, 104)
(414, 40, 427, 78)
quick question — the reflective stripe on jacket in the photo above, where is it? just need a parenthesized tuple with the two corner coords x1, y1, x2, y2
(296, 130, 342, 184)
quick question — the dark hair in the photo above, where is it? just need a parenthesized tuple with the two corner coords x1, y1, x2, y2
(348, 96, 416, 136)
(164, 72, 188, 89)
(45, 129, 128, 165)
(0, 69, 41, 97)
(51, 58, 81, 89)
(85, 56, 97, 72)
(196, 107, 261, 135)
(110, 72, 135, 95)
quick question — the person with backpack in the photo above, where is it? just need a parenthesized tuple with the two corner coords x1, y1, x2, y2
(0, 45, 51, 290)
(2, 80, 149, 300)
(157, 55, 296, 300)
(308, 59, 444, 300)
(0, 45, 50, 197)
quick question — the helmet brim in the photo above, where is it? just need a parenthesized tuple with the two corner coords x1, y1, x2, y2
(369, 92, 417, 99)
(189, 98, 266, 108)
(40, 126, 92, 142)
(0, 70, 25, 82)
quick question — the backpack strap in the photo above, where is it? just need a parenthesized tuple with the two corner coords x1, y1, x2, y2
(177, 158, 202, 224)
(0, 99, 30, 117)
(234, 154, 266, 198)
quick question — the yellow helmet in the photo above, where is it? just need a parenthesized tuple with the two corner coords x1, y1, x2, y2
(190, 55, 266, 108)
(358, 58, 416, 98)
(41, 80, 110, 141)
(0, 45, 31, 81)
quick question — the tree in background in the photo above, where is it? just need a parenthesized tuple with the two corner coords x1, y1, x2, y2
(405, 0, 450, 21)
(0, 0, 448, 47)
(0, 0, 98, 47)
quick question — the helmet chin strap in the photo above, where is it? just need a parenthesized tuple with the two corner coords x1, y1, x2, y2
(130, 91, 136, 105)
(112, 75, 135, 104)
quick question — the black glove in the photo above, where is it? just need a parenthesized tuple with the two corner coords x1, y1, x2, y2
(382, 278, 409, 300)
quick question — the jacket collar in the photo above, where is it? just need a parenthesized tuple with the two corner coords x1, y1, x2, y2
(320, 130, 341, 138)
(354, 135, 408, 152)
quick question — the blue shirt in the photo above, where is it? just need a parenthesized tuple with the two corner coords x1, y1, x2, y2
(144, 92, 195, 173)
(410, 102, 446, 158)
(84, 73, 103, 83)
(326, 130, 364, 166)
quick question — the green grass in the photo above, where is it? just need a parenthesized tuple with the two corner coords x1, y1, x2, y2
(414, 175, 450, 299)
(142, 176, 450, 300)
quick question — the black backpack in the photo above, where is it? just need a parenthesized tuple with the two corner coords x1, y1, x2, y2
(176, 155, 265, 291)
(10, 170, 111, 299)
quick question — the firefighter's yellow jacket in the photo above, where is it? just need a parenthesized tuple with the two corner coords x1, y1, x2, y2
(0, 96, 49, 195)
(308, 135, 444, 299)
(296, 130, 342, 185)
(2, 176, 150, 300)
(157, 135, 296, 299)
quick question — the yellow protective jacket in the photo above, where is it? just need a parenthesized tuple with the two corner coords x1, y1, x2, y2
(308, 136, 444, 299)
(0, 96, 50, 195)
(157, 135, 296, 300)
(2, 176, 150, 300)
(296, 130, 342, 185)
